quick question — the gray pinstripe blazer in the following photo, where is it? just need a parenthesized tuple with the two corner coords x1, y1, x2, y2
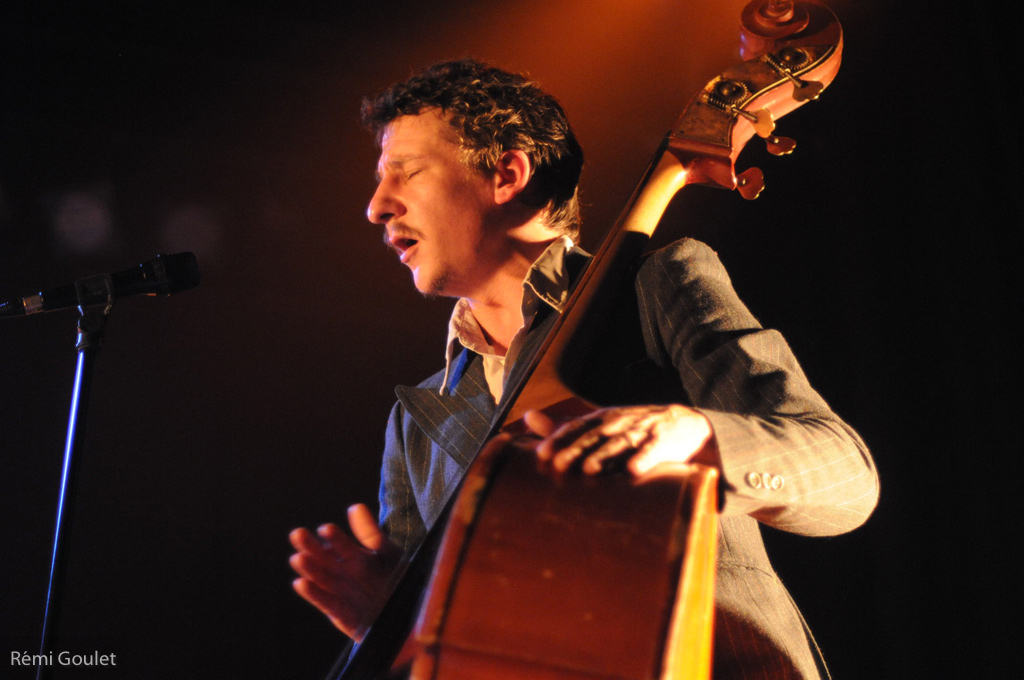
(378, 238, 878, 679)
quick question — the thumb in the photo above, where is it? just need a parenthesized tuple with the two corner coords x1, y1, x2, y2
(523, 409, 556, 437)
(347, 503, 385, 551)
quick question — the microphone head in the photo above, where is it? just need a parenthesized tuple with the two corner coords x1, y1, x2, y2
(155, 252, 201, 295)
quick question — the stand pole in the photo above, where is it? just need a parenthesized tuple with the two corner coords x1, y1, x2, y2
(36, 305, 109, 680)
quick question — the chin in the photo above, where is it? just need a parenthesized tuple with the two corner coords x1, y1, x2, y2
(422, 269, 451, 298)
(408, 269, 447, 299)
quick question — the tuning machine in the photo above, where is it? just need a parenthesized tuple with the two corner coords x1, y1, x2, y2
(733, 108, 796, 156)
(765, 47, 824, 102)
(708, 80, 797, 157)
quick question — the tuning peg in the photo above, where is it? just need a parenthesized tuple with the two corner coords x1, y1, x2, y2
(740, 108, 795, 155)
(730, 104, 795, 155)
(765, 134, 796, 155)
(765, 49, 824, 103)
(736, 167, 765, 200)
(729, 106, 776, 138)
(773, 69, 823, 102)
(792, 80, 824, 102)
(749, 108, 776, 138)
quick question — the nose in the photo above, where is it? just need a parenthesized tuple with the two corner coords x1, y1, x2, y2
(366, 179, 403, 225)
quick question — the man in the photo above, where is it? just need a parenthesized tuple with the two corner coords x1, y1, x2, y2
(289, 59, 878, 679)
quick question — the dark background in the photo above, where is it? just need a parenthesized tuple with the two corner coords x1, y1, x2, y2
(1, 1, 1018, 678)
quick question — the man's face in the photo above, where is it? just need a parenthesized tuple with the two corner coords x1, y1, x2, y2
(367, 109, 500, 298)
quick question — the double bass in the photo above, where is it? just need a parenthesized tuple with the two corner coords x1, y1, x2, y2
(332, 2, 844, 678)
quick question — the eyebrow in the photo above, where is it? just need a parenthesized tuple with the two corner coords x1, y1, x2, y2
(375, 153, 428, 182)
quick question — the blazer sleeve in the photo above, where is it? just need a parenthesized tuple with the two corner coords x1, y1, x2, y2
(635, 238, 879, 536)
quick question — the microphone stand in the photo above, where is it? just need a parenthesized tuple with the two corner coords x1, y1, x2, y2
(36, 277, 114, 680)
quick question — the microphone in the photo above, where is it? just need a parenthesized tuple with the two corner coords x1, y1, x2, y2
(0, 252, 200, 318)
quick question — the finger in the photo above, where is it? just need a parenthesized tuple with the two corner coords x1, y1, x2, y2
(290, 526, 339, 560)
(581, 434, 640, 474)
(292, 578, 359, 638)
(550, 428, 609, 471)
(347, 504, 387, 552)
(629, 450, 695, 480)
(289, 550, 345, 589)
(628, 436, 711, 477)
(629, 447, 662, 477)
(289, 527, 316, 552)
(603, 407, 668, 435)
(523, 410, 556, 438)
(317, 522, 367, 562)
(549, 408, 647, 447)
(539, 415, 604, 461)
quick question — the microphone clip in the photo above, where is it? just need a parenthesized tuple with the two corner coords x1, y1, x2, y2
(73, 274, 116, 316)
(73, 275, 115, 352)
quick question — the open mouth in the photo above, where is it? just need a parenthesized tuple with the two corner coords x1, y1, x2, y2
(387, 232, 419, 263)
(393, 237, 417, 252)
(398, 240, 417, 263)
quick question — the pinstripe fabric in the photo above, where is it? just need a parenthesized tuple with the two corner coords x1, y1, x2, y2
(378, 238, 878, 679)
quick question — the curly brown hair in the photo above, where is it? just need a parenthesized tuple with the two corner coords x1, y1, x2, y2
(361, 59, 583, 240)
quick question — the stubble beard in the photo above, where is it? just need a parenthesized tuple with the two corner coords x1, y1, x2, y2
(424, 267, 450, 300)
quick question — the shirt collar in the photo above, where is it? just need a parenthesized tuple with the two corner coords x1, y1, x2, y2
(440, 235, 574, 394)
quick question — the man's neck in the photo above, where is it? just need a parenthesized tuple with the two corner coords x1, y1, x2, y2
(464, 234, 559, 355)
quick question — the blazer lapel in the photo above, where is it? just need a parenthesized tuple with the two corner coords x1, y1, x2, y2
(395, 351, 495, 470)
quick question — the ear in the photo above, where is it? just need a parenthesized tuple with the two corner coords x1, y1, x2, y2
(492, 150, 533, 205)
